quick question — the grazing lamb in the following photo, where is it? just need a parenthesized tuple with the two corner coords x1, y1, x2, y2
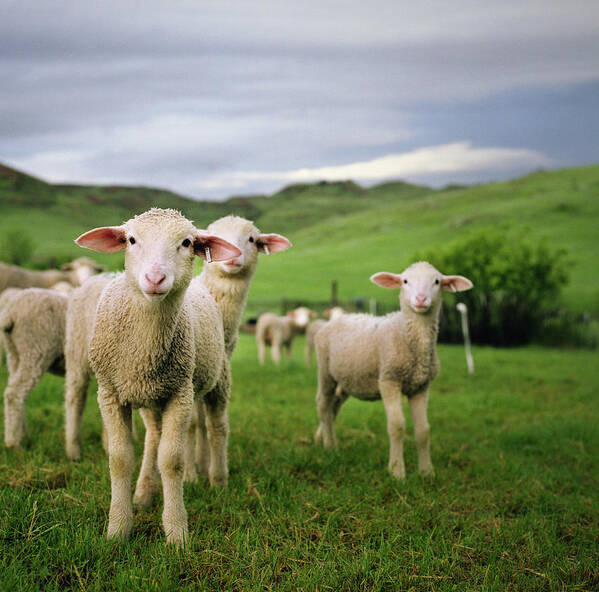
(189, 215, 291, 477)
(304, 307, 346, 366)
(314, 262, 472, 479)
(0, 257, 105, 293)
(256, 307, 313, 365)
(75, 208, 240, 546)
(0, 288, 67, 448)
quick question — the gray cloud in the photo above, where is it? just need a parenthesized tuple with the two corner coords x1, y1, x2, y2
(1, 0, 598, 198)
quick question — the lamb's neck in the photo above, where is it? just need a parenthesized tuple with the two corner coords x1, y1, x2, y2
(200, 265, 254, 335)
(400, 304, 441, 354)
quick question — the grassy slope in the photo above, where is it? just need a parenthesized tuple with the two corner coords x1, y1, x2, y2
(1, 163, 598, 315)
(249, 166, 599, 315)
(0, 335, 597, 590)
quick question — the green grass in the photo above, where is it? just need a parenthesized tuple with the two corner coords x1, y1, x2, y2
(1, 335, 598, 590)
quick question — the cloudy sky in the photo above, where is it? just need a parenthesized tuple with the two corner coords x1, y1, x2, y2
(2, 0, 598, 200)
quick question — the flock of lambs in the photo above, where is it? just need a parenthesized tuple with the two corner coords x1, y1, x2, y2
(0, 208, 472, 546)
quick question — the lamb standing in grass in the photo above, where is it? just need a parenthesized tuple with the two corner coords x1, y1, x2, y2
(256, 307, 313, 365)
(0, 257, 105, 293)
(314, 262, 472, 479)
(191, 215, 291, 477)
(0, 288, 67, 448)
(75, 208, 240, 546)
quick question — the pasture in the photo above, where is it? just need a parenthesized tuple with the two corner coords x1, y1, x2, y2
(1, 334, 597, 591)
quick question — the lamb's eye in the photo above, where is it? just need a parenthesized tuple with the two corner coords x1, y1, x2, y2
(182, 238, 191, 248)
(128, 236, 136, 245)
(403, 279, 408, 284)
(249, 237, 255, 243)
(435, 279, 440, 285)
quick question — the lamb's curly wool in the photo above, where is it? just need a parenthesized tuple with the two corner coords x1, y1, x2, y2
(0, 288, 67, 448)
(314, 261, 472, 479)
(75, 207, 240, 546)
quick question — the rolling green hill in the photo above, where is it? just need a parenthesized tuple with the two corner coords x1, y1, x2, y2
(1, 162, 598, 316)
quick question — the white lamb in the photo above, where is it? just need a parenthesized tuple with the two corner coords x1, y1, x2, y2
(0, 288, 67, 448)
(75, 208, 240, 546)
(314, 262, 472, 479)
(0, 257, 105, 293)
(256, 307, 313, 365)
(191, 215, 291, 477)
(304, 307, 345, 366)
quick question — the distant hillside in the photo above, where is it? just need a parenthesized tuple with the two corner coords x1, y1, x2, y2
(0, 163, 432, 235)
(1, 162, 598, 318)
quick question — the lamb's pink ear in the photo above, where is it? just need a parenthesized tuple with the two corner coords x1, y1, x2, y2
(194, 232, 242, 262)
(257, 233, 292, 255)
(75, 226, 127, 253)
(370, 272, 403, 289)
(442, 275, 473, 293)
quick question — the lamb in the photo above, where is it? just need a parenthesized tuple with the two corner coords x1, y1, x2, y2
(0, 288, 68, 448)
(64, 216, 292, 468)
(304, 307, 345, 366)
(313, 261, 472, 479)
(0, 257, 105, 293)
(74, 208, 240, 546)
(190, 215, 291, 477)
(256, 307, 313, 365)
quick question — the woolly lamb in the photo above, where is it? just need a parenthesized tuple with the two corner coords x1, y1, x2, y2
(314, 262, 472, 479)
(256, 307, 313, 365)
(0, 288, 68, 448)
(0, 257, 105, 293)
(75, 208, 240, 546)
(304, 307, 345, 366)
(190, 215, 291, 477)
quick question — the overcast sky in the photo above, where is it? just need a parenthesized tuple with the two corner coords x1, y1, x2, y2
(2, 0, 598, 200)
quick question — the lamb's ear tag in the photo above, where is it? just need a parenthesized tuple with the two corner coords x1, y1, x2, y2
(205, 246, 212, 263)
(263, 245, 270, 256)
(450, 283, 457, 293)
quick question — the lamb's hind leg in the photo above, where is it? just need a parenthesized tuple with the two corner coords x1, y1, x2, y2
(64, 362, 91, 461)
(203, 364, 231, 487)
(134, 408, 161, 508)
(379, 380, 407, 480)
(314, 363, 338, 449)
(4, 359, 46, 449)
(195, 398, 210, 479)
(409, 389, 434, 477)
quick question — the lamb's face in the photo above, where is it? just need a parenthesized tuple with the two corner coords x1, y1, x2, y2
(207, 216, 260, 276)
(399, 262, 443, 314)
(371, 261, 473, 315)
(290, 307, 312, 328)
(62, 258, 106, 286)
(124, 214, 197, 302)
(206, 215, 291, 277)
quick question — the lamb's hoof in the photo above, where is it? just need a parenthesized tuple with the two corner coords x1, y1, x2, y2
(419, 465, 435, 478)
(133, 489, 155, 509)
(388, 464, 406, 481)
(209, 471, 228, 488)
(65, 444, 81, 462)
(165, 526, 188, 548)
(106, 516, 133, 541)
(183, 468, 198, 484)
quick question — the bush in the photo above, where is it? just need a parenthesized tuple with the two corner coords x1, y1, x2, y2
(0, 228, 34, 266)
(417, 228, 570, 346)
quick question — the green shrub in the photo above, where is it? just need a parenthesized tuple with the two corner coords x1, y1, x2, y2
(417, 228, 570, 346)
(0, 228, 33, 266)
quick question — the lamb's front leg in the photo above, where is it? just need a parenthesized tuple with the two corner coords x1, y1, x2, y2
(409, 389, 434, 477)
(158, 384, 193, 547)
(380, 380, 407, 480)
(134, 408, 161, 508)
(98, 387, 134, 540)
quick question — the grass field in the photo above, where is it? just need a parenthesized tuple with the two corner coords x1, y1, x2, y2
(1, 334, 597, 591)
